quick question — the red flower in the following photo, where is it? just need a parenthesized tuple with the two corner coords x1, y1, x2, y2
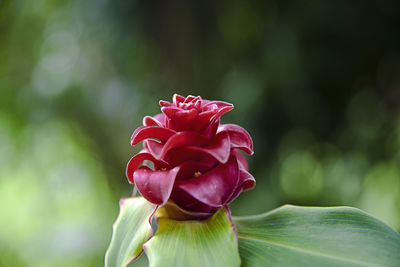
(126, 94, 255, 217)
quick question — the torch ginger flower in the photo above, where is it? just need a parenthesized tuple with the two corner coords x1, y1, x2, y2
(126, 94, 255, 218)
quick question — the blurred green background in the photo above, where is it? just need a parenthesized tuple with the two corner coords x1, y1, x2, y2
(1, 0, 400, 266)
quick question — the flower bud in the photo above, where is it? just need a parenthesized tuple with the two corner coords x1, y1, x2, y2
(127, 94, 255, 217)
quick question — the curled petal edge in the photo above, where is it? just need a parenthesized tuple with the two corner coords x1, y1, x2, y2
(218, 123, 254, 155)
(227, 168, 256, 204)
(159, 132, 209, 158)
(131, 126, 176, 146)
(163, 131, 231, 164)
(126, 152, 169, 183)
(175, 156, 239, 208)
(134, 167, 180, 205)
(143, 114, 165, 127)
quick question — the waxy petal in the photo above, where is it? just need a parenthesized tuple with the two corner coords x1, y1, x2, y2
(159, 96, 234, 133)
(205, 102, 234, 118)
(131, 126, 176, 145)
(163, 131, 230, 164)
(226, 168, 256, 203)
(183, 95, 196, 103)
(175, 161, 214, 180)
(160, 132, 209, 158)
(126, 152, 169, 183)
(143, 116, 160, 127)
(163, 146, 218, 167)
(197, 109, 217, 121)
(202, 119, 220, 139)
(134, 167, 180, 205)
(159, 100, 173, 107)
(144, 139, 164, 159)
(165, 109, 199, 131)
(173, 94, 185, 105)
(161, 106, 182, 118)
(240, 169, 256, 190)
(201, 131, 231, 163)
(218, 123, 253, 155)
(203, 100, 234, 110)
(232, 150, 249, 171)
(143, 114, 166, 127)
(170, 188, 218, 213)
(201, 104, 233, 136)
(175, 156, 239, 207)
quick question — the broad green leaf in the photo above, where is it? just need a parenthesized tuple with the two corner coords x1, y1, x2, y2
(233, 205, 400, 267)
(144, 207, 240, 267)
(105, 197, 157, 267)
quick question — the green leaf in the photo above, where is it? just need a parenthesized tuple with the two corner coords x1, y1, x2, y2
(144, 207, 241, 267)
(233, 205, 400, 267)
(105, 197, 157, 267)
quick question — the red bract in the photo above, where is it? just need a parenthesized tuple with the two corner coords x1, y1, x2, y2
(126, 94, 255, 217)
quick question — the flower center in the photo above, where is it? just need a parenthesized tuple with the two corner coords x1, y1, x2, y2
(177, 96, 202, 112)
(193, 171, 201, 178)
